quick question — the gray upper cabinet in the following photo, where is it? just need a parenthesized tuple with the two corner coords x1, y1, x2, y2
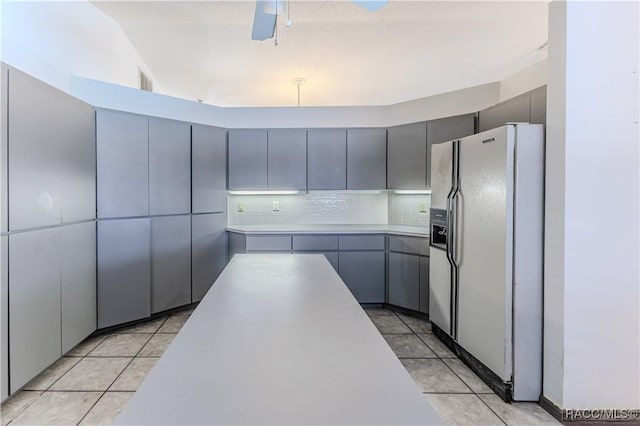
(60, 222, 97, 354)
(228, 129, 268, 190)
(347, 128, 387, 189)
(478, 93, 531, 132)
(308, 129, 347, 190)
(9, 228, 61, 392)
(192, 124, 227, 213)
(192, 213, 227, 302)
(530, 86, 547, 125)
(267, 129, 307, 190)
(149, 118, 191, 215)
(387, 122, 427, 189)
(97, 110, 149, 218)
(426, 114, 476, 189)
(98, 218, 151, 328)
(151, 216, 191, 313)
(8, 67, 95, 231)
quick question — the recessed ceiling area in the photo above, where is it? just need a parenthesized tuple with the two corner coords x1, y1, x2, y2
(92, 0, 549, 107)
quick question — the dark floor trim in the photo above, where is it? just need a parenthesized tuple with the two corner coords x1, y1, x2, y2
(384, 303, 429, 320)
(540, 395, 563, 422)
(540, 394, 640, 424)
(93, 302, 198, 335)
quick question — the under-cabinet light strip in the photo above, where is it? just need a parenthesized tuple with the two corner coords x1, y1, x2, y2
(394, 190, 432, 195)
(228, 190, 301, 195)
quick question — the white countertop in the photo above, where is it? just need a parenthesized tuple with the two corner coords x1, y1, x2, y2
(115, 254, 442, 425)
(226, 224, 429, 237)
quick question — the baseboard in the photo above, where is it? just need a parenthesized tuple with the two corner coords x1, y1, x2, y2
(540, 395, 640, 424)
(384, 303, 429, 320)
(539, 396, 563, 422)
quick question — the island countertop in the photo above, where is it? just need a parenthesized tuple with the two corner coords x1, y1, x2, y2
(115, 254, 441, 425)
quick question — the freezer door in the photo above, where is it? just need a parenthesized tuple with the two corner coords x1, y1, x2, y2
(455, 126, 514, 382)
(429, 142, 453, 210)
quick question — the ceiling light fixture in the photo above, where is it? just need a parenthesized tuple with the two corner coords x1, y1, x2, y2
(292, 78, 305, 107)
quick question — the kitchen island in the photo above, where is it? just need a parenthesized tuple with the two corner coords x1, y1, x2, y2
(115, 254, 441, 425)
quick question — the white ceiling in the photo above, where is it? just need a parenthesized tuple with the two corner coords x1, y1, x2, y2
(92, 0, 549, 107)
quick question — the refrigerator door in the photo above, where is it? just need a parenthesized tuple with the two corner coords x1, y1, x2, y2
(455, 126, 514, 382)
(429, 142, 453, 335)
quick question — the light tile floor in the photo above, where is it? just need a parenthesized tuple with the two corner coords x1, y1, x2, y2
(1, 306, 559, 426)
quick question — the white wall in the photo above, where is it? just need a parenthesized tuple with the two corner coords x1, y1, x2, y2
(500, 57, 548, 102)
(0, 0, 161, 96)
(545, 0, 639, 410)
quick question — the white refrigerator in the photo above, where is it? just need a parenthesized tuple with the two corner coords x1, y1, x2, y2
(428, 124, 544, 401)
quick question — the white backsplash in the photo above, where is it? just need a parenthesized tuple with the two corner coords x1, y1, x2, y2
(388, 194, 431, 227)
(227, 192, 388, 225)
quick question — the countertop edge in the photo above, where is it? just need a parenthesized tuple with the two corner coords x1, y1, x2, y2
(226, 226, 429, 238)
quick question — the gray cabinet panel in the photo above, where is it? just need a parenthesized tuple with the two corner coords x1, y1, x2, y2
(339, 251, 385, 303)
(530, 86, 547, 125)
(97, 110, 149, 218)
(9, 228, 61, 392)
(98, 219, 151, 328)
(227, 232, 247, 261)
(149, 119, 191, 215)
(388, 252, 420, 311)
(268, 129, 307, 190)
(192, 213, 227, 302)
(1, 236, 8, 401)
(151, 216, 191, 313)
(338, 234, 385, 251)
(388, 235, 422, 255)
(387, 122, 427, 189)
(228, 130, 268, 190)
(307, 129, 347, 190)
(347, 128, 387, 189)
(1, 66, 7, 233)
(192, 125, 227, 214)
(426, 114, 475, 189)
(245, 235, 291, 252)
(292, 235, 338, 251)
(419, 238, 430, 257)
(8, 70, 62, 230)
(419, 256, 429, 314)
(60, 222, 97, 354)
(322, 252, 339, 272)
(478, 94, 530, 132)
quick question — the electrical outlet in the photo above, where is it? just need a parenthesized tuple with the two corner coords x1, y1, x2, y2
(237, 202, 245, 213)
(272, 201, 280, 211)
(419, 202, 428, 213)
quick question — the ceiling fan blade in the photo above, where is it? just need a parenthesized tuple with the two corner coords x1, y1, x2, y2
(251, 0, 277, 41)
(351, 0, 388, 12)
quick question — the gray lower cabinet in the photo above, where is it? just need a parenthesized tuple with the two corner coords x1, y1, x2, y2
(151, 216, 191, 313)
(307, 129, 347, 190)
(419, 256, 429, 314)
(192, 124, 227, 214)
(1, 236, 8, 401)
(192, 213, 227, 302)
(338, 251, 385, 303)
(346, 128, 387, 190)
(387, 122, 427, 190)
(388, 252, 420, 311)
(98, 218, 151, 328)
(426, 114, 476, 189)
(149, 118, 191, 215)
(97, 110, 149, 218)
(268, 129, 307, 190)
(60, 222, 97, 354)
(228, 129, 268, 190)
(9, 228, 61, 392)
(245, 235, 292, 252)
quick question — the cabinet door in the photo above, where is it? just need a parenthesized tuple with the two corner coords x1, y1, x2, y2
(388, 252, 420, 310)
(60, 222, 97, 353)
(530, 86, 547, 125)
(192, 124, 227, 213)
(149, 118, 191, 215)
(98, 219, 151, 328)
(1, 65, 7, 234)
(97, 110, 149, 218)
(478, 94, 530, 132)
(151, 215, 192, 313)
(268, 129, 307, 190)
(9, 228, 61, 392)
(426, 114, 476, 189)
(228, 129, 268, 190)
(1, 236, 8, 401)
(387, 122, 427, 189)
(419, 256, 429, 314)
(347, 128, 387, 189)
(307, 129, 347, 190)
(338, 251, 385, 303)
(192, 213, 227, 302)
